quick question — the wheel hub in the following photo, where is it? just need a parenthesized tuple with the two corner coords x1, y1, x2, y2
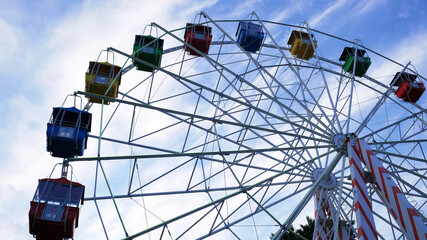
(332, 133, 347, 152)
(332, 133, 358, 155)
(311, 168, 337, 190)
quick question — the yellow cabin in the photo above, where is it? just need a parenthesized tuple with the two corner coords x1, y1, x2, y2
(85, 61, 122, 104)
(287, 30, 317, 60)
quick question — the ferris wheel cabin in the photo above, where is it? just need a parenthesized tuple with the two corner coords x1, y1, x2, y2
(29, 177, 85, 240)
(288, 30, 317, 60)
(85, 61, 122, 104)
(391, 72, 425, 103)
(184, 23, 213, 56)
(46, 107, 92, 158)
(132, 35, 164, 72)
(236, 21, 265, 53)
(339, 47, 371, 77)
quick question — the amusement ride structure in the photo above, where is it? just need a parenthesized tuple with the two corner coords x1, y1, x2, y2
(29, 11, 427, 240)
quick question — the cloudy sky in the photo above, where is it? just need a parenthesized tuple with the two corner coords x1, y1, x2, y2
(1, 0, 427, 239)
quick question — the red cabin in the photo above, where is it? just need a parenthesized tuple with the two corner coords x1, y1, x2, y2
(29, 177, 84, 240)
(391, 72, 425, 103)
(184, 23, 212, 56)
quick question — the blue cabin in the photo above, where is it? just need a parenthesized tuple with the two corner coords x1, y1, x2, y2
(46, 107, 92, 158)
(236, 21, 265, 53)
(29, 177, 85, 240)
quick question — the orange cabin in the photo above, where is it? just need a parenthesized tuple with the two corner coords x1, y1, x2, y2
(391, 72, 425, 103)
(29, 177, 84, 240)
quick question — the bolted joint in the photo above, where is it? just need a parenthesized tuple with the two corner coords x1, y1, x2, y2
(332, 133, 358, 156)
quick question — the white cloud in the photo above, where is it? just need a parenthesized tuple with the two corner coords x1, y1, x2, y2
(271, 7, 293, 23)
(308, 0, 348, 28)
(352, 0, 386, 15)
(0, 18, 18, 63)
(389, 32, 427, 74)
(368, 30, 427, 80)
(216, 0, 262, 19)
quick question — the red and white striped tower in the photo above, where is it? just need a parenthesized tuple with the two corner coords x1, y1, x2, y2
(313, 189, 352, 240)
(314, 189, 330, 240)
(357, 139, 427, 240)
(312, 169, 352, 240)
(347, 137, 378, 240)
(337, 220, 351, 240)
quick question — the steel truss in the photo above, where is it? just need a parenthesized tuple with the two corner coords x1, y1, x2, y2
(68, 11, 427, 240)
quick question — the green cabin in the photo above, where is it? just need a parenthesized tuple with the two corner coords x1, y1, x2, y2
(133, 35, 164, 72)
(339, 47, 371, 77)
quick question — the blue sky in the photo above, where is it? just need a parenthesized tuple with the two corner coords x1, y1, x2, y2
(1, 0, 427, 239)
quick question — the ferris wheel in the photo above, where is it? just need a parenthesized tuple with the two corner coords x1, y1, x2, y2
(29, 11, 427, 240)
